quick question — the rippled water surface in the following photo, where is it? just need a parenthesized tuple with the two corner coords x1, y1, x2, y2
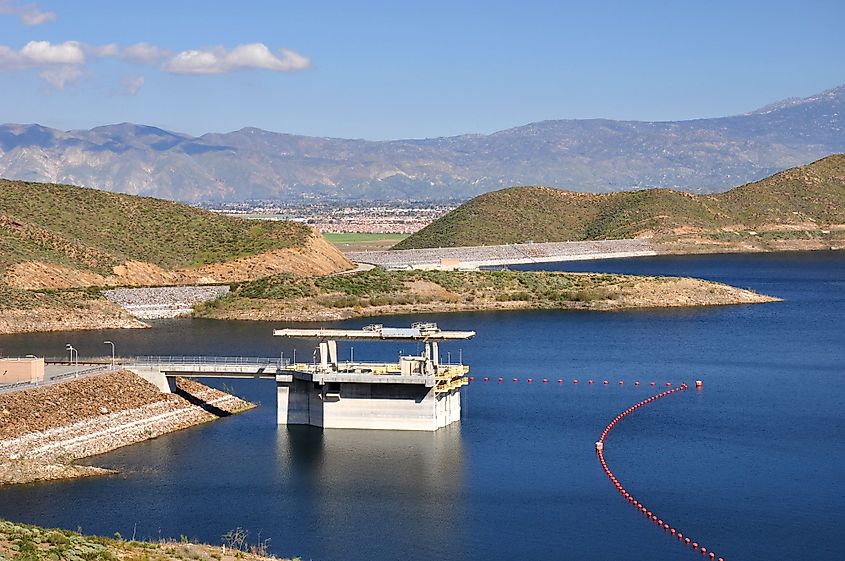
(1, 252, 843, 561)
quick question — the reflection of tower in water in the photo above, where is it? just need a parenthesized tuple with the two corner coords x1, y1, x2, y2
(275, 424, 467, 560)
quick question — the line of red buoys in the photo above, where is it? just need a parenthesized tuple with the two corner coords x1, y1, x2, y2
(469, 378, 674, 387)
(595, 383, 725, 561)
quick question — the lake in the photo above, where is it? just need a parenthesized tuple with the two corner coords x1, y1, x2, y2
(1, 251, 843, 561)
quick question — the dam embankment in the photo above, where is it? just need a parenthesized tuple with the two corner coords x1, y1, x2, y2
(0, 370, 253, 485)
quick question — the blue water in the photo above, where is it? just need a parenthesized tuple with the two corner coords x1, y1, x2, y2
(1, 252, 844, 561)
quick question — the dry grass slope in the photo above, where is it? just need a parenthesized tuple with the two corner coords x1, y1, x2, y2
(0, 178, 311, 275)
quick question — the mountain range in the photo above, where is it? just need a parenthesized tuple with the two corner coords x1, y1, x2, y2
(1, 85, 844, 203)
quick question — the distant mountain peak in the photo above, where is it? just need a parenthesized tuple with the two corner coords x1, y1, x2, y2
(749, 83, 845, 115)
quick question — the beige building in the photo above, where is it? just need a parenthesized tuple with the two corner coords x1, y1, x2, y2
(0, 357, 45, 384)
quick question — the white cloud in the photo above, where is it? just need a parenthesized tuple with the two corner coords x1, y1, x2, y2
(88, 43, 120, 58)
(0, 40, 85, 70)
(162, 43, 310, 74)
(0, 0, 56, 25)
(21, 40, 85, 65)
(38, 65, 81, 89)
(122, 42, 170, 64)
(0, 39, 310, 90)
(122, 74, 145, 95)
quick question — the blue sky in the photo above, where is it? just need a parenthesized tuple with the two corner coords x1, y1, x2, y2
(0, 0, 843, 139)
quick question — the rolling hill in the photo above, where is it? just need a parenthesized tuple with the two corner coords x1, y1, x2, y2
(0, 178, 351, 290)
(394, 155, 845, 250)
(1, 85, 844, 202)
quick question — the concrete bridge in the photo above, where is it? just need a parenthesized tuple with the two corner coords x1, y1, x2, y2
(124, 356, 287, 392)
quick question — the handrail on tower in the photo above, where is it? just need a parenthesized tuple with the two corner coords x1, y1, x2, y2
(273, 323, 474, 375)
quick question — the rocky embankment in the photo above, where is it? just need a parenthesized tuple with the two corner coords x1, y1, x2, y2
(103, 286, 230, 319)
(0, 371, 254, 485)
(0, 299, 148, 335)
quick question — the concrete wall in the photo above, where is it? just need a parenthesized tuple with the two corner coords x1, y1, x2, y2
(127, 367, 172, 393)
(277, 380, 463, 431)
(0, 358, 45, 384)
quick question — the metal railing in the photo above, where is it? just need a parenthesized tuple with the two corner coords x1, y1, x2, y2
(0, 364, 115, 394)
(129, 355, 290, 367)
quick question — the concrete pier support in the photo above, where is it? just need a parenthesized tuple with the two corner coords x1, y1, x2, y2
(128, 367, 172, 393)
(276, 379, 462, 431)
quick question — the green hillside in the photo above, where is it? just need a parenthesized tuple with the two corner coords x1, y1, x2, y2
(394, 154, 845, 249)
(0, 179, 310, 275)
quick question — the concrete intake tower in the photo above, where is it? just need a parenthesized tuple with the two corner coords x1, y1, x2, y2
(273, 322, 474, 431)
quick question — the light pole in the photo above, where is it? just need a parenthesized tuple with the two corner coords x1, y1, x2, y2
(65, 344, 78, 377)
(350, 346, 354, 364)
(103, 341, 115, 369)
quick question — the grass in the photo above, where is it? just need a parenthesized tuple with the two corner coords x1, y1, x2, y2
(0, 179, 311, 275)
(394, 154, 845, 249)
(323, 232, 407, 243)
(323, 232, 408, 251)
(0, 519, 296, 561)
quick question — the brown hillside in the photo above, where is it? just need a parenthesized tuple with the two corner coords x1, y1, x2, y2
(0, 178, 352, 289)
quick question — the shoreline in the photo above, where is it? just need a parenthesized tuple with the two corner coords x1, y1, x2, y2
(0, 248, 810, 335)
(195, 271, 780, 323)
(0, 371, 254, 486)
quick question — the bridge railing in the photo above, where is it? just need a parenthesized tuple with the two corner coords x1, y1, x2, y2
(129, 356, 291, 367)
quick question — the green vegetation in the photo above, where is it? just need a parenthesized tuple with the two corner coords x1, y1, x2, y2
(394, 154, 845, 249)
(323, 232, 407, 244)
(0, 285, 102, 310)
(0, 179, 310, 275)
(197, 268, 652, 316)
(323, 232, 408, 251)
(0, 519, 294, 561)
